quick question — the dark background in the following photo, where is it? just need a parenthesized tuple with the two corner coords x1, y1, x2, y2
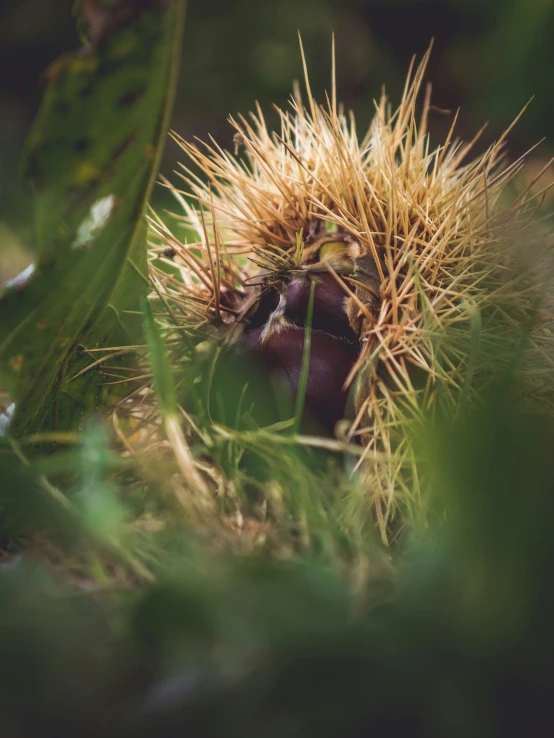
(1, 0, 553, 281)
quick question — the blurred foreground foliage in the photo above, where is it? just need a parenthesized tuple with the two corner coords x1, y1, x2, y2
(1, 380, 554, 736)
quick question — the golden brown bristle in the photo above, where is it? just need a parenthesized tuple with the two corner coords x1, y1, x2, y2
(147, 42, 554, 541)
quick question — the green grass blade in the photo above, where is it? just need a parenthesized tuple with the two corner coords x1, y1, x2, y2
(293, 279, 316, 435)
(140, 297, 177, 417)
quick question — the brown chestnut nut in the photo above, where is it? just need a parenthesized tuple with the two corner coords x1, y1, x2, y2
(285, 274, 355, 339)
(241, 324, 358, 434)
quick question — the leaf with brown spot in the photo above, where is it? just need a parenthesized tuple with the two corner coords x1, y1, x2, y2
(0, 0, 186, 437)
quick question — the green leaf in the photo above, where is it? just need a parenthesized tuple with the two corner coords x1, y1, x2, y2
(140, 296, 177, 417)
(0, 0, 186, 437)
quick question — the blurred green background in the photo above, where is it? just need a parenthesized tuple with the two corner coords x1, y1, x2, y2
(1, 0, 554, 284)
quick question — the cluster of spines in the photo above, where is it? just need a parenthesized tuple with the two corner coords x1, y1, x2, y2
(146, 42, 554, 538)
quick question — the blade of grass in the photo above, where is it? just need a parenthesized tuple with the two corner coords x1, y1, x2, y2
(293, 279, 316, 435)
(141, 298, 210, 502)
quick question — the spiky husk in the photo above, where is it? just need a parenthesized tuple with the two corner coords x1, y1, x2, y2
(142, 46, 553, 541)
